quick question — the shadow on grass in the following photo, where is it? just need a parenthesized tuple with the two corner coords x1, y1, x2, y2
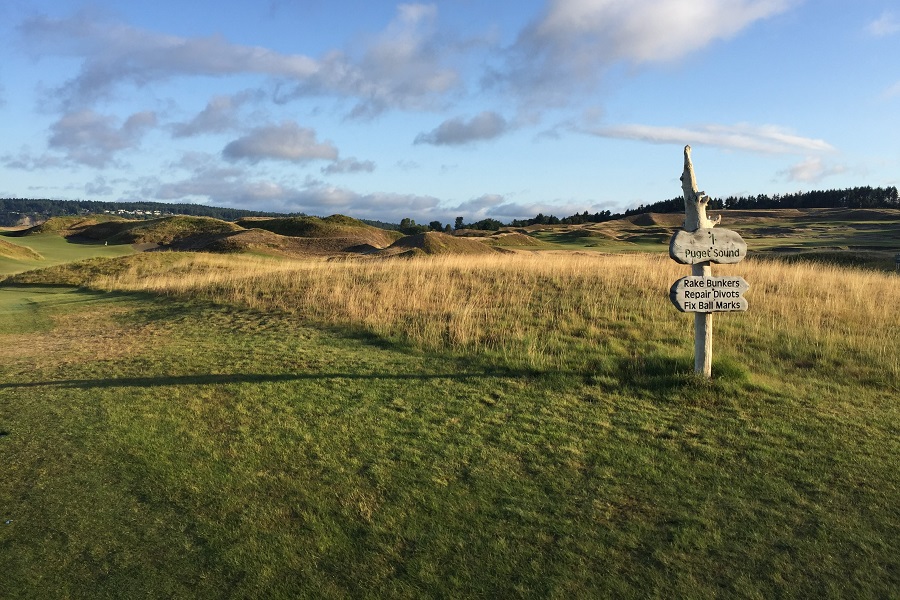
(0, 369, 546, 390)
(613, 353, 752, 400)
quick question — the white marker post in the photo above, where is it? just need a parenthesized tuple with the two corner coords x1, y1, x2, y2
(671, 146, 749, 377)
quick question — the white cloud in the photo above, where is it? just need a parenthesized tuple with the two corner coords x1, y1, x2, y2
(2, 148, 68, 170)
(48, 109, 157, 167)
(778, 157, 847, 183)
(171, 91, 261, 137)
(20, 12, 318, 107)
(85, 175, 115, 196)
(145, 161, 606, 222)
(451, 193, 506, 217)
(866, 11, 900, 37)
(492, 0, 795, 105)
(447, 193, 609, 222)
(878, 80, 900, 101)
(277, 3, 460, 118)
(414, 111, 510, 145)
(153, 170, 443, 221)
(222, 121, 338, 164)
(321, 158, 376, 175)
(20, 7, 462, 119)
(583, 122, 834, 154)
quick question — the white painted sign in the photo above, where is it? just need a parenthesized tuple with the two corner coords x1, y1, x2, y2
(670, 276, 750, 313)
(669, 228, 747, 265)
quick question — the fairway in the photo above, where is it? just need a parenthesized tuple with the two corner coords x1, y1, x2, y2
(0, 231, 135, 276)
(1, 249, 898, 598)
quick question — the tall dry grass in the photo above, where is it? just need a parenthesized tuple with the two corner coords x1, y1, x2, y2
(82, 251, 899, 380)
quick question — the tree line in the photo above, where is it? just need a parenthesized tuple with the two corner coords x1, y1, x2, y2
(455, 185, 899, 230)
(4, 184, 898, 231)
(0, 198, 293, 227)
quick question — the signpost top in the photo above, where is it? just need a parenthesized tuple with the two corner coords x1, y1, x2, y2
(680, 145, 721, 232)
(669, 228, 747, 265)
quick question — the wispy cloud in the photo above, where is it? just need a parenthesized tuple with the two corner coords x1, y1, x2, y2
(222, 121, 338, 164)
(866, 11, 900, 37)
(321, 158, 376, 175)
(2, 149, 68, 171)
(48, 109, 157, 167)
(153, 168, 444, 221)
(879, 80, 900, 100)
(85, 175, 115, 195)
(19, 5, 461, 118)
(490, 0, 795, 105)
(171, 91, 262, 137)
(275, 3, 461, 118)
(582, 122, 834, 154)
(20, 11, 318, 108)
(778, 157, 847, 183)
(414, 111, 510, 146)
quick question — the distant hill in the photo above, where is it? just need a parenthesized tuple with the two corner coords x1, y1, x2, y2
(377, 232, 498, 257)
(236, 215, 402, 248)
(0, 197, 295, 227)
(75, 216, 244, 246)
(25, 213, 406, 258)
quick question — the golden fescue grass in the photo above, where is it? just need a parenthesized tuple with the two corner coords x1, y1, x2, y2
(0, 238, 43, 261)
(73, 251, 899, 380)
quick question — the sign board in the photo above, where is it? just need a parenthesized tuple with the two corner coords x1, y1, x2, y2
(670, 276, 749, 313)
(669, 228, 747, 265)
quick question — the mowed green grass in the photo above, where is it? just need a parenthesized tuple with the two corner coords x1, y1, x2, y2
(0, 231, 134, 275)
(1, 282, 897, 598)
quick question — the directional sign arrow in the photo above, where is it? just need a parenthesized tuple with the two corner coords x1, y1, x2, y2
(670, 276, 750, 313)
(669, 228, 747, 265)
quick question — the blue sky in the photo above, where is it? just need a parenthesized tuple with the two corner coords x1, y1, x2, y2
(1, 0, 898, 223)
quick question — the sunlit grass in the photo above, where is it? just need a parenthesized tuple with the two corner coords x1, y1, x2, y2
(24, 250, 895, 384)
(2, 250, 898, 597)
(0, 231, 134, 275)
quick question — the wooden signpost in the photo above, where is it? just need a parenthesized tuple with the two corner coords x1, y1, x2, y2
(671, 146, 749, 377)
(670, 276, 749, 313)
(670, 229, 747, 265)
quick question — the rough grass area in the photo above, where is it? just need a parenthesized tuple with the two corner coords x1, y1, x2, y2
(1, 265, 897, 598)
(0, 238, 43, 261)
(77, 215, 244, 245)
(380, 231, 498, 256)
(236, 214, 402, 248)
(3, 251, 899, 597)
(17, 214, 126, 236)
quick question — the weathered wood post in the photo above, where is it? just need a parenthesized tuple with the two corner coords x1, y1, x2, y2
(681, 146, 717, 376)
(669, 146, 749, 377)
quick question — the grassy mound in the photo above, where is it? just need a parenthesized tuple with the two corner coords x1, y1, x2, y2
(235, 214, 401, 248)
(0, 238, 43, 261)
(18, 215, 127, 236)
(174, 228, 386, 257)
(628, 212, 683, 228)
(481, 232, 547, 247)
(78, 216, 243, 246)
(380, 232, 497, 256)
